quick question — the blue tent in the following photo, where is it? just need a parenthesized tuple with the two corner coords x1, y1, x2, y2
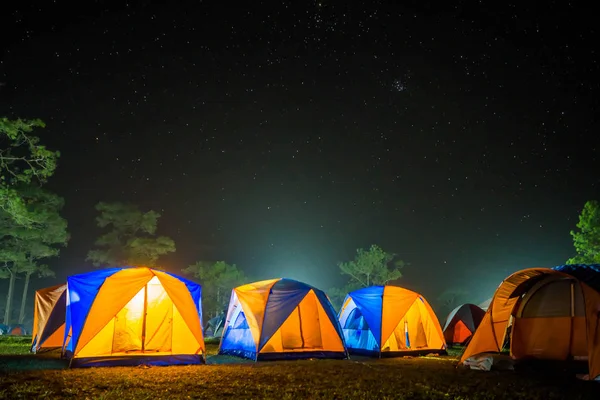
(219, 278, 347, 360)
(63, 267, 206, 367)
(338, 285, 446, 356)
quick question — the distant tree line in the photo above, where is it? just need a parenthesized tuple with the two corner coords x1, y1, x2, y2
(2, 116, 600, 326)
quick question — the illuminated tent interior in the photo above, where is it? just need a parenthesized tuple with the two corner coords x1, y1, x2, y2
(459, 265, 600, 380)
(219, 278, 347, 361)
(442, 303, 485, 345)
(63, 267, 205, 367)
(31, 283, 67, 353)
(338, 285, 446, 356)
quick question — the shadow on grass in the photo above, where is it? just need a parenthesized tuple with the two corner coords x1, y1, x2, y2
(0, 336, 68, 372)
(0, 354, 68, 371)
(206, 354, 255, 365)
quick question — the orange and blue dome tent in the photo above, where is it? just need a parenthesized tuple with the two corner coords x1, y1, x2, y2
(338, 285, 446, 356)
(31, 283, 67, 353)
(63, 266, 205, 367)
(459, 265, 600, 380)
(442, 303, 485, 345)
(218, 278, 348, 360)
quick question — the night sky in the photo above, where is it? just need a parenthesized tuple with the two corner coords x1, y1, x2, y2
(1, 1, 599, 304)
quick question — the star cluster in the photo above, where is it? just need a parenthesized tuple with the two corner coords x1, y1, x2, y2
(1, 1, 599, 294)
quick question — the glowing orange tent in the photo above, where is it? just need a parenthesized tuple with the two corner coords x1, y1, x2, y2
(31, 283, 67, 353)
(338, 285, 446, 356)
(459, 265, 600, 380)
(218, 278, 347, 360)
(63, 267, 205, 367)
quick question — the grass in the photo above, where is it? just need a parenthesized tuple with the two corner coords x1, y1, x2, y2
(0, 337, 598, 399)
(0, 336, 32, 355)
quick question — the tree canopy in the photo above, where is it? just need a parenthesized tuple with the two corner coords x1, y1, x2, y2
(567, 200, 600, 264)
(183, 260, 246, 319)
(86, 202, 175, 268)
(328, 244, 406, 310)
(0, 118, 60, 226)
(338, 244, 405, 287)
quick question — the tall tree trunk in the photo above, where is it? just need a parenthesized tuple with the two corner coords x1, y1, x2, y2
(18, 272, 32, 324)
(3, 271, 16, 325)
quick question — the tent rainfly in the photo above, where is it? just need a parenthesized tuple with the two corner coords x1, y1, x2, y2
(63, 267, 205, 367)
(442, 303, 485, 345)
(338, 285, 447, 356)
(219, 278, 347, 360)
(460, 265, 600, 381)
(31, 283, 67, 353)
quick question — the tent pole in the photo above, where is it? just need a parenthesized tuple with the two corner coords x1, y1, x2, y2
(298, 306, 305, 348)
(141, 285, 148, 353)
(379, 290, 384, 359)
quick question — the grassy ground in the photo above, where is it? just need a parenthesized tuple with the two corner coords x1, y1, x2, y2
(0, 337, 597, 399)
(0, 336, 31, 355)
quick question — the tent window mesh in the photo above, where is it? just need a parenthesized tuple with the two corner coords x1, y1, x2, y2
(232, 311, 249, 330)
(344, 308, 369, 330)
(521, 279, 573, 318)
